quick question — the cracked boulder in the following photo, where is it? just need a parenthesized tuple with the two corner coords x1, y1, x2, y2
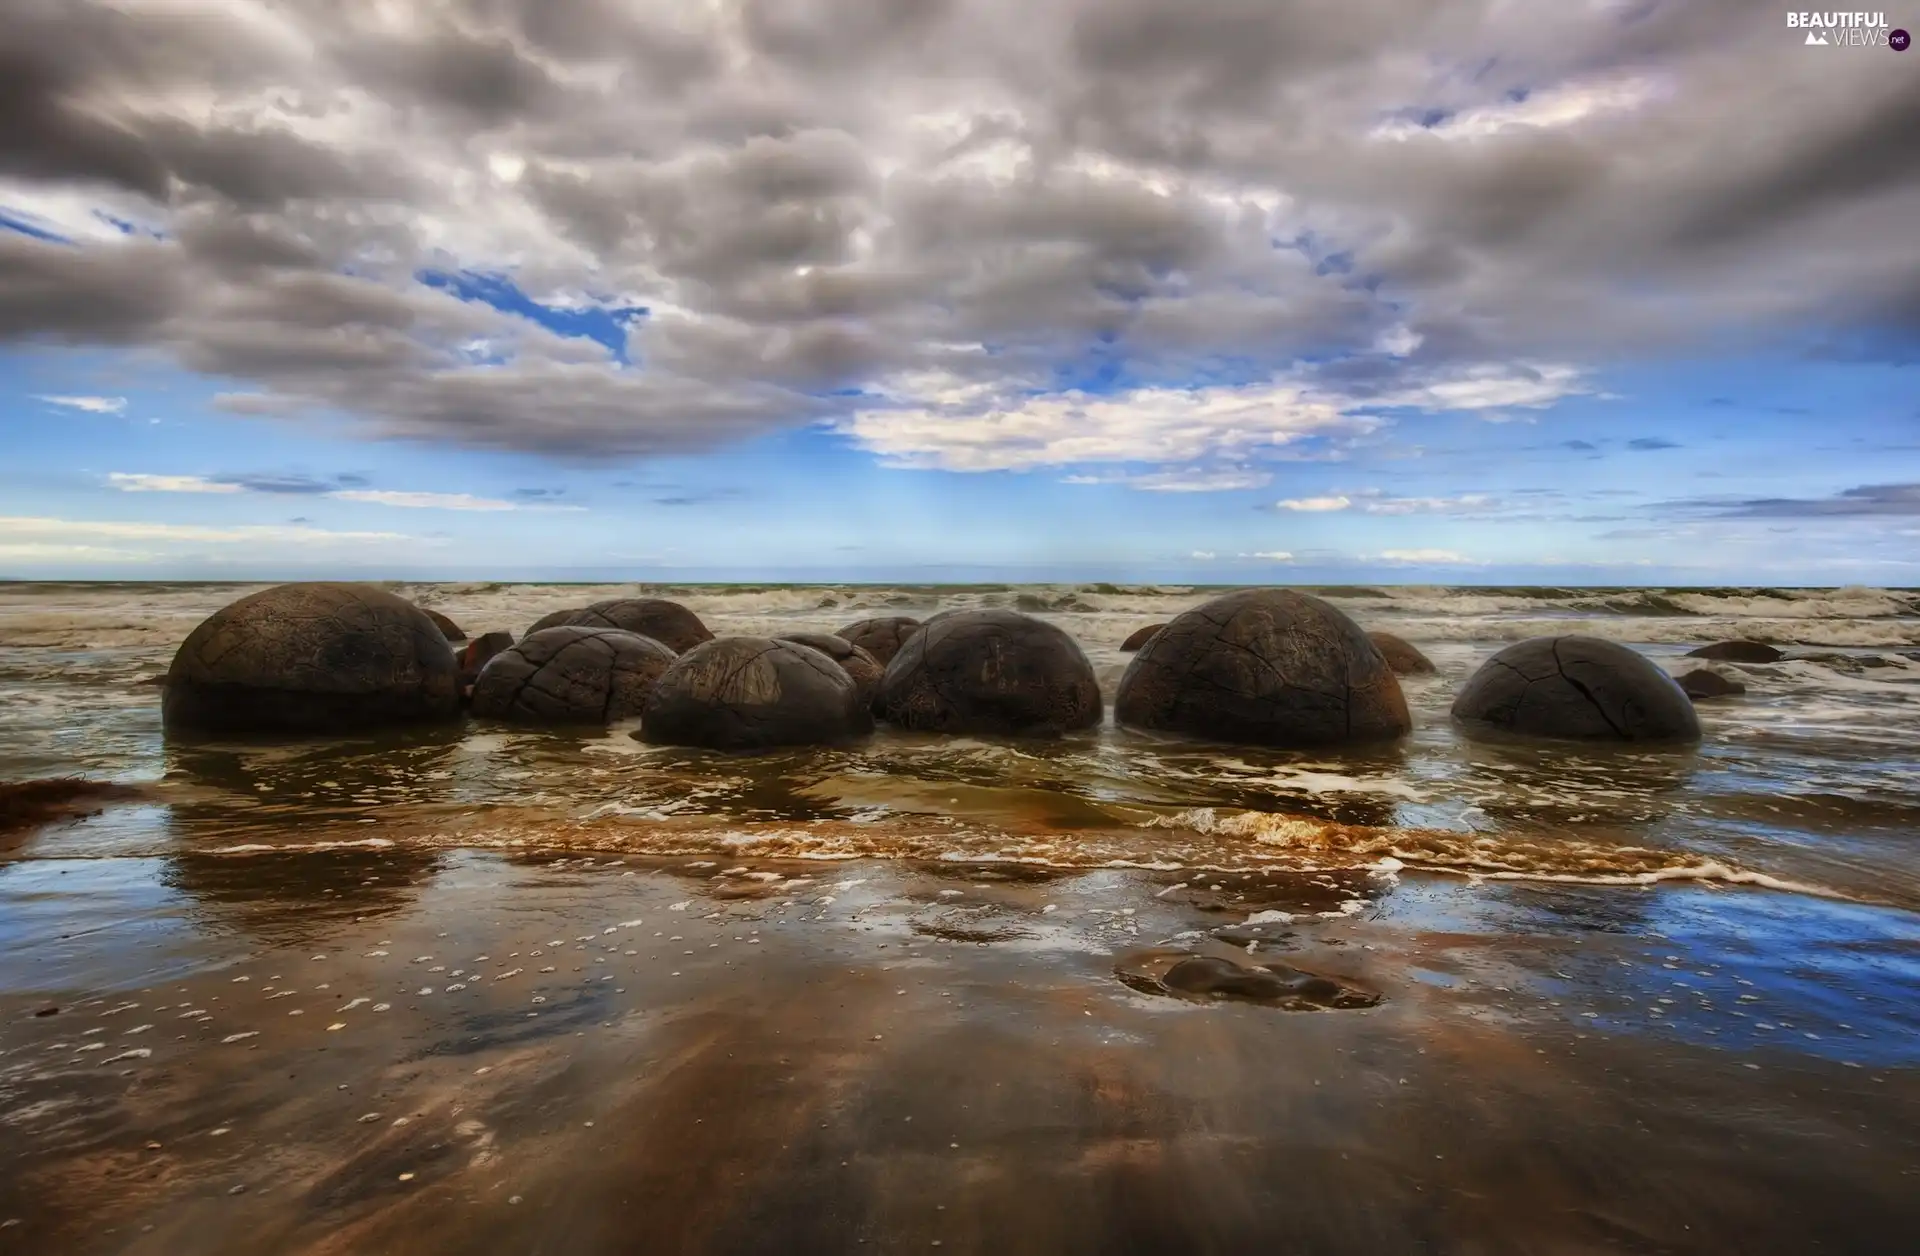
(1368, 631, 1435, 675)
(456, 631, 516, 700)
(163, 583, 461, 735)
(639, 637, 874, 750)
(835, 616, 922, 665)
(1120, 623, 1166, 652)
(775, 633, 884, 708)
(470, 626, 676, 725)
(526, 598, 713, 653)
(1114, 589, 1410, 747)
(875, 609, 1102, 736)
(1452, 635, 1701, 744)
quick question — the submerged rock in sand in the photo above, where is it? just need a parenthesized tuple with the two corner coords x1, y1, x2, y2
(876, 609, 1102, 736)
(1120, 623, 1166, 652)
(528, 599, 713, 653)
(835, 616, 923, 665)
(1368, 631, 1435, 675)
(776, 633, 884, 708)
(162, 583, 460, 735)
(1452, 635, 1701, 744)
(1117, 949, 1380, 1010)
(1115, 589, 1410, 748)
(1685, 640, 1784, 663)
(1677, 669, 1746, 700)
(471, 626, 675, 725)
(640, 637, 873, 750)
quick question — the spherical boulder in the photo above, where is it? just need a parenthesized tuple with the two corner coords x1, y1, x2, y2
(775, 633, 884, 707)
(1451, 636, 1701, 744)
(639, 637, 873, 750)
(527, 599, 711, 652)
(1114, 589, 1409, 748)
(835, 616, 922, 665)
(419, 607, 466, 642)
(1120, 623, 1165, 652)
(1685, 640, 1783, 664)
(456, 631, 516, 699)
(471, 627, 675, 725)
(1677, 669, 1746, 700)
(162, 582, 460, 735)
(876, 610, 1102, 736)
(1368, 631, 1435, 675)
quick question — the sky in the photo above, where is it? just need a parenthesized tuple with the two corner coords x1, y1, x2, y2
(0, 0, 1916, 585)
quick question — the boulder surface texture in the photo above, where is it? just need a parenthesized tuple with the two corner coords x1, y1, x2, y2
(471, 626, 675, 724)
(529, 599, 712, 653)
(640, 637, 873, 750)
(163, 582, 460, 734)
(1451, 635, 1701, 743)
(776, 633, 884, 707)
(876, 609, 1102, 736)
(835, 616, 922, 665)
(1115, 589, 1410, 747)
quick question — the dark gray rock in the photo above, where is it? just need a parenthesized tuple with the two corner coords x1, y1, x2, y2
(876, 610, 1101, 736)
(527, 606, 586, 635)
(1685, 640, 1784, 663)
(1120, 623, 1166, 652)
(471, 627, 676, 725)
(419, 607, 466, 642)
(835, 616, 922, 665)
(162, 582, 460, 734)
(1452, 636, 1701, 743)
(1368, 631, 1435, 675)
(639, 637, 873, 750)
(1114, 589, 1410, 748)
(457, 631, 516, 698)
(531, 599, 712, 652)
(1677, 669, 1746, 700)
(1115, 951, 1381, 1010)
(776, 633, 884, 708)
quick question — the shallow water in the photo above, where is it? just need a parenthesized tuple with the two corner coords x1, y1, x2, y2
(2, 581, 1918, 1252)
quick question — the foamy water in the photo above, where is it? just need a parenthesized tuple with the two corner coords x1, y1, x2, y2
(2, 580, 1919, 909)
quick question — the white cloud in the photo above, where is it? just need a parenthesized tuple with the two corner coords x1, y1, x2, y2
(1354, 492, 1494, 515)
(1062, 467, 1273, 492)
(1375, 549, 1477, 564)
(1277, 495, 1353, 512)
(1239, 551, 1294, 561)
(108, 473, 243, 494)
(1372, 76, 1665, 143)
(0, 517, 414, 546)
(0, 543, 156, 562)
(1190, 551, 1217, 560)
(39, 395, 128, 415)
(1370, 365, 1592, 413)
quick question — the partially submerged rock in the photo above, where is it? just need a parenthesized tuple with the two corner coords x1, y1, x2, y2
(1120, 623, 1165, 652)
(875, 609, 1102, 736)
(420, 607, 466, 642)
(162, 583, 460, 735)
(639, 637, 873, 750)
(1685, 640, 1784, 663)
(835, 616, 923, 665)
(457, 631, 516, 698)
(1115, 589, 1410, 747)
(1452, 635, 1701, 744)
(1116, 948, 1380, 1010)
(776, 633, 884, 708)
(471, 627, 676, 725)
(1677, 668, 1746, 700)
(530, 599, 712, 652)
(1, 778, 146, 835)
(1368, 631, 1435, 675)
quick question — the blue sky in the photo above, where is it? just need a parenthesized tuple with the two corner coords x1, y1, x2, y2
(1, 1, 1916, 584)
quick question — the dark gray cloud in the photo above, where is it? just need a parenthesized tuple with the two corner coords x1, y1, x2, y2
(1561, 440, 1598, 451)
(210, 473, 364, 495)
(1698, 483, 1920, 519)
(1627, 437, 1681, 451)
(0, 0, 1914, 462)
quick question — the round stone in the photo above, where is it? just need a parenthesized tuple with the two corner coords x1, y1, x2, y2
(1368, 631, 1435, 675)
(529, 599, 712, 652)
(470, 626, 675, 725)
(639, 637, 873, 750)
(1684, 640, 1784, 664)
(419, 608, 466, 642)
(875, 609, 1102, 736)
(1120, 623, 1166, 652)
(1114, 589, 1409, 747)
(776, 633, 884, 708)
(1451, 635, 1701, 743)
(835, 616, 923, 665)
(162, 583, 460, 734)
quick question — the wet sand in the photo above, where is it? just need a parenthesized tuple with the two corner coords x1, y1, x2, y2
(4, 850, 1916, 1255)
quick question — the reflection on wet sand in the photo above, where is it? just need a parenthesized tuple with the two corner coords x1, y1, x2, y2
(1, 854, 1914, 1256)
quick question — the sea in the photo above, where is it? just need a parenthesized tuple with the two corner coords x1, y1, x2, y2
(2, 581, 1917, 1253)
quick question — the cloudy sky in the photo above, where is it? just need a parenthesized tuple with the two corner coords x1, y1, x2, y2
(1, 0, 1915, 583)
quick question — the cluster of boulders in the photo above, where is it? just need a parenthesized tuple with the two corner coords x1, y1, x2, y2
(158, 582, 1760, 752)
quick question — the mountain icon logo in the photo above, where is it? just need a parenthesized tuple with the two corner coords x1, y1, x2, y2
(1804, 29, 1829, 44)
